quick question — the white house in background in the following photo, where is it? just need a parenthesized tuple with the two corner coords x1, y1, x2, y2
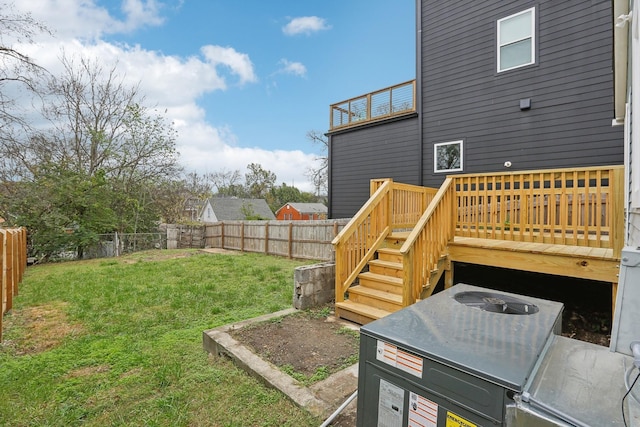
(198, 198, 275, 223)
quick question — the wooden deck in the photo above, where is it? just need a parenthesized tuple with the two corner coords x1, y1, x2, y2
(333, 166, 624, 324)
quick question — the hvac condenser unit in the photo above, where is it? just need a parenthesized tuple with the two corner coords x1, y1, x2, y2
(357, 283, 633, 427)
(357, 283, 563, 426)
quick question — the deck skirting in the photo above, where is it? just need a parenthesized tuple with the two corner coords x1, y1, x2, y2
(448, 237, 619, 284)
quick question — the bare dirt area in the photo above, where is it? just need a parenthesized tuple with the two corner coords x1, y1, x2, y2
(230, 308, 360, 382)
(0, 302, 85, 356)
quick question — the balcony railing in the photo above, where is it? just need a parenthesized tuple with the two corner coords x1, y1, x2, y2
(329, 80, 416, 131)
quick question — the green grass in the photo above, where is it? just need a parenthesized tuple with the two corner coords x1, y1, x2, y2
(0, 250, 321, 426)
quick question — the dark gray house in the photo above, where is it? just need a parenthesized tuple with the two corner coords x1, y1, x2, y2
(327, 0, 624, 218)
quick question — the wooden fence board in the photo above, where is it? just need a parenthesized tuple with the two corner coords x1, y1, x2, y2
(1, 228, 27, 343)
(202, 219, 349, 261)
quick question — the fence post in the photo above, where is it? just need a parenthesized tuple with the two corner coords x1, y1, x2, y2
(264, 222, 269, 255)
(10, 230, 18, 297)
(3, 230, 12, 313)
(221, 222, 225, 249)
(0, 230, 4, 342)
(288, 222, 293, 259)
(240, 222, 245, 252)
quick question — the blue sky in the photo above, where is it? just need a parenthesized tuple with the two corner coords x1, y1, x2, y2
(13, 0, 415, 192)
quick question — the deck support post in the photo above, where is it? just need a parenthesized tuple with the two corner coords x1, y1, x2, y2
(444, 259, 453, 289)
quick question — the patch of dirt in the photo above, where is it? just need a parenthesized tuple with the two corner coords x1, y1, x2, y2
(0, 302, 84, 356)
(230, 299, 610, 427)
(67, 365, 110, 378)
(230, 309, 359, 380)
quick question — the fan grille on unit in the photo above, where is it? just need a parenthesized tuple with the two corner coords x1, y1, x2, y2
(454, 291, 539, 315)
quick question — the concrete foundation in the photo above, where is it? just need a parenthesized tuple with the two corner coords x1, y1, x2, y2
(293, 262, 335, 310)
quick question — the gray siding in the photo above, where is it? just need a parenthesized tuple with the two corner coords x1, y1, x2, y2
(329, 116, 419, 218)
(328, 0, 623, 215)
(421, 0, 623, 187)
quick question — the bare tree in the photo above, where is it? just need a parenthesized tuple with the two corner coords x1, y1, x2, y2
(305, 130, 328, 195)
(211, 168, 243, 196)
(0, 2, 49, 129)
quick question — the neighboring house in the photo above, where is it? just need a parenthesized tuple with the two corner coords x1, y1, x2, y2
(327, 0, 624, 218)
(183, 198, 204, 222)
(275, 203, 328, 221)
(199, 198, 276, 223)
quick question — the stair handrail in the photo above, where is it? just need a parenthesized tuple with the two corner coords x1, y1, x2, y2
(332, 179, 393, 304)
(399, 177, 455, 305)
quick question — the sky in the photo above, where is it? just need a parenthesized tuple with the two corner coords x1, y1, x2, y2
(10, 0, 415, 193)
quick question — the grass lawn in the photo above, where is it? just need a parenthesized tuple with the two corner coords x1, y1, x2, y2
(0, 249, 321, 426)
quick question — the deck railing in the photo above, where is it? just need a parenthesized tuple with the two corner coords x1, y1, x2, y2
(332, 179, 436, 303)
(450, 166, 624, 256)
(400, 178, 456, 305)
(333, 165, 623, 312)
(330, 80, 416, 131)
(1, 227, 27, 342)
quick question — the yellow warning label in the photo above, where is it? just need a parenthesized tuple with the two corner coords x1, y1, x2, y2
(446, 411, 477, 427)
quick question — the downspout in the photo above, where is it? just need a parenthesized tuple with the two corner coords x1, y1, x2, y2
(416, 0, 424, 186)
(614, 0, 630, 125)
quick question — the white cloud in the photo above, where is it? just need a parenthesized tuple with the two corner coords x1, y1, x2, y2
(177, 122, 317, 192)
(200, 45, 257, 85)
(12, 0, 165, 41)
(121, 0, 164, 30)
(277, 59, 307, 77)
(282, 16, 331, 36)
(7, 1, 316, 192)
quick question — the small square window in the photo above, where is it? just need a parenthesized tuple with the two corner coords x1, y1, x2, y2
(434, 140, 463, 173)
(497, 8, 535, 72)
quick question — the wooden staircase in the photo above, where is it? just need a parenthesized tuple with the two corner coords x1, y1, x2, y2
(333, 167, 624, 326)
(335, 232, 409, 324)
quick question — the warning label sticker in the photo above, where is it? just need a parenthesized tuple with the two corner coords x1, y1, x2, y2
(408, 392, 438, 427)
(376, 340, 423, 378)
(446, 411, 477, 427)
(378, 378, 404, 427)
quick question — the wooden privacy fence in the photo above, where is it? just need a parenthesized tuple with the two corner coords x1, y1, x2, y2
(1, 228, 27, 342)
(204, 219, 349, 261)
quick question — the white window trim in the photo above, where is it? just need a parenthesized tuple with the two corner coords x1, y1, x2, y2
(497, 7, 536, 73)
(434, 140, 463, 173)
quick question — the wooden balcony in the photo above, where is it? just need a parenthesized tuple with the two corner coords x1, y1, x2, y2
(329, 80, 416, 131)
(332, 166, 624, 324)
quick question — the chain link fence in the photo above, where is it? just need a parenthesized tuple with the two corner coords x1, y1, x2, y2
(82, 232, 167, 259)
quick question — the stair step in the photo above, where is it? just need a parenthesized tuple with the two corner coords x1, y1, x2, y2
(358, 272, 403, 293)
(368, 259, 403, 278)
(377, 247, 403, 263)
(384, 232, 411, 249)
(349, 285, 403, 312)
(335, 300, 393, 325)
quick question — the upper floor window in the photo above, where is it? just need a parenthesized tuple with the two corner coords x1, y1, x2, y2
(497, 7, 535, 73)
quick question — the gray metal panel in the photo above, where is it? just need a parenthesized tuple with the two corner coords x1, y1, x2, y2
(329, 116, 419, 218)
(611, 247, 640, 355)
(525, 335, 631, 427)
(420, 0, 623, 188)
(360, 284, 563, 392)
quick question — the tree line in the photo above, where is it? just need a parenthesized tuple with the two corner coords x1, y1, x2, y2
(0, 4, 327, 261)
